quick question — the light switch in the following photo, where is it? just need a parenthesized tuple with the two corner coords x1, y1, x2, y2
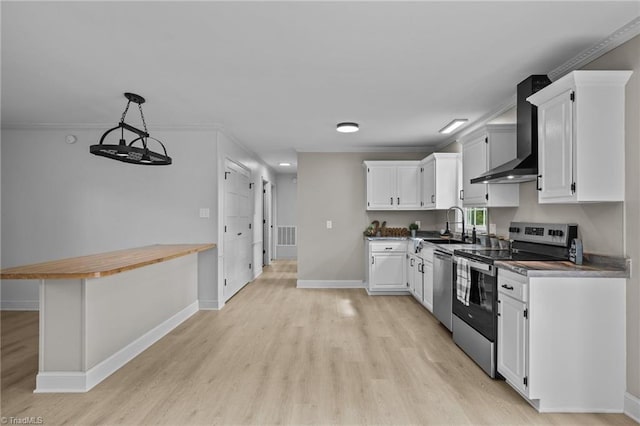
(326, 220, 332, 229)
(199, 208, 210, 218)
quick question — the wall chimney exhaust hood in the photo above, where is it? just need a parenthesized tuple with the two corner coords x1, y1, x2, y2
(471, 75, 551, 184)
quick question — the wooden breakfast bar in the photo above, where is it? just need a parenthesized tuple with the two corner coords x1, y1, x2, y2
(0, 244, 215, 393)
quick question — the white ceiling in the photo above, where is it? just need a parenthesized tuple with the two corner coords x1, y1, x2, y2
(2, 1, 639, 172)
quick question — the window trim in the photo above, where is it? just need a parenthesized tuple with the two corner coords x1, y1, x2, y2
(463, 207, 488, 233)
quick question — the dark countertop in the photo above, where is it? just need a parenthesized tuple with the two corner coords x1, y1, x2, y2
(496, 254, 630, 278)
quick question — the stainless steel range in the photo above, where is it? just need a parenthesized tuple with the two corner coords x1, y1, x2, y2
(451, 222, 577, 378)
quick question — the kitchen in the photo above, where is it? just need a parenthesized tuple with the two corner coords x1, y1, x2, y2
(2, 1, 640, 424)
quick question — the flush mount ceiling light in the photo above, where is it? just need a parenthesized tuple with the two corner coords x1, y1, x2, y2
(279, 162, 291, 167)
(439, 118, 468, 134)
(336, 122, 359, 133)
(90, 93, 172, 165)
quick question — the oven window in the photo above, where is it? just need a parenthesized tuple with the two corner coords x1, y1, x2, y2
(469, 269, 494, 313)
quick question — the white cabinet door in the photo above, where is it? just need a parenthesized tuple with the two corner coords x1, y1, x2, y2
(396, 165, 421, 209)
(414, 258, 423, 301)
(421, 157, 436, 209)
(407, 254, 416, 295)
(367, 166, 396, 209)
(371, 253, 406, 290)
(462, 135, 488, 206)
(498, 294, 528, 396)
(423, 259, 433, 312)
(537, 90, 575, 202)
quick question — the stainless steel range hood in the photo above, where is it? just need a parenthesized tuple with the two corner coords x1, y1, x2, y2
(470, 75, 551, 184)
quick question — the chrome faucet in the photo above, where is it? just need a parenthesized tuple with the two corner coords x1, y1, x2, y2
(443, 206, 465, 242)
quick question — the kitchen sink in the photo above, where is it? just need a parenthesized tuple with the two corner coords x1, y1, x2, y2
(423, 238, 469, 244)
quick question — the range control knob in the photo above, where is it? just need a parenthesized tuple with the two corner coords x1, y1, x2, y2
(556, 230, 564, 237)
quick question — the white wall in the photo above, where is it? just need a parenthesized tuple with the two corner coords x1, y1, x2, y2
(297, 151, 442, 282)
(275, 173, 297, 259)
(1, 128, 218, 309)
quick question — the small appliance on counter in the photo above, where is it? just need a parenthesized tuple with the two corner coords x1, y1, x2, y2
(569, 238, 583, 265)
(451, 221, 577, 378)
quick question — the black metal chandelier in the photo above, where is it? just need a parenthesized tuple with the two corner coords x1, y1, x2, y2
(90, 93, 172, 165)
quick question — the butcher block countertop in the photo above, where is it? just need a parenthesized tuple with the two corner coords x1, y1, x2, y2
(0, 244, 215, 280)
(496, 254, 630, 278)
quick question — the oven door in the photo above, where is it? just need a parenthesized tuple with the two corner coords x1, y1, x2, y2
(452, 257, 497, 341)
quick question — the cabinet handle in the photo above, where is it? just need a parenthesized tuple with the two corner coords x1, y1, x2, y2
(410, 258, 414, 267)
(397, 197, 400, 205)
(372, 256, 375, 265)
(460, 189, 464, 200)
(536, 175, 542, 191)
(501, 284, 514, 290)
(390, 197, 393, 205)
(385, 247, 393, 250)
(431, 195, 435, 203)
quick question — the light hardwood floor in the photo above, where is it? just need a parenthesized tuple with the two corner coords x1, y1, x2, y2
(1, 261, 635, 425)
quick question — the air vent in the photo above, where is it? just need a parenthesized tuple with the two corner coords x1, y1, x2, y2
(277, 226, 297, 246)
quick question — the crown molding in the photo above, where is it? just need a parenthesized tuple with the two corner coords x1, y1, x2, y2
(1, 122, 224, 131)
(548, 16, 640, 81)
(296, 145, 434, 154)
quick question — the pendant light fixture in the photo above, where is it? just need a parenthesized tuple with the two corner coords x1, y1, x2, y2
(90, 93, 172, 165)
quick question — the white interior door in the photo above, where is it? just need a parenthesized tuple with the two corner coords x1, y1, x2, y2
(224, 161, 252, 301)
(262, 180, 269, 266)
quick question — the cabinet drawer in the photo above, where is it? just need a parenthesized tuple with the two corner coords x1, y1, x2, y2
(370, 241, 407, 253)
(498, 269, 528, 302)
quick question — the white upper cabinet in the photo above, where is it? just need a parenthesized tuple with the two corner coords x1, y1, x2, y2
(527, 70, 632, 203)
(364, 161, 421, 210)
(420, 153, 461, 210)
(396, 165, 422, 209)
(460, 124, 520, 207)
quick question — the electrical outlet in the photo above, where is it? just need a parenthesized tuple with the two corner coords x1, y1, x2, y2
(415, 221, 421, 229)
(326, 220, 332, 229)
(199, 208, 210, 218)
(489, 223, 497, 234)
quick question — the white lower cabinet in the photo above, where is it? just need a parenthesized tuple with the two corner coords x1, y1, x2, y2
(497, 268, 626, 412)
(421, 250, 433, 312)
(406, 245, 434, 311)
(407, 253, 417, 295)
(366, 240, 408, 294)
(414, 256, 424, 301)
(497, 273, 528, 396)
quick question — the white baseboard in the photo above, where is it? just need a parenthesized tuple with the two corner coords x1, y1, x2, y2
(625, 392, 640, 423)
(199, 299, 223, 310)
(365, 288, 411, 296)
(35, 300, 199, 393)
(0, 300, 39, 311)
(297, 280, 363, 289)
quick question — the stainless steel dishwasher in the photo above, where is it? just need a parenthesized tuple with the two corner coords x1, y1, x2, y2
(433, 249, 453, 331)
